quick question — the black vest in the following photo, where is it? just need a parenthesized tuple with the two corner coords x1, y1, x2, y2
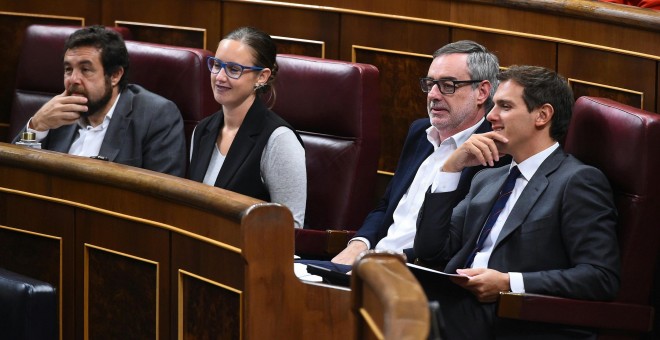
(188, 98, 303, 201)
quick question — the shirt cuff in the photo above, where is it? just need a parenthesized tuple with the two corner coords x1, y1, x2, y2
(509, 272, 525, 293)
(430, 171, 461, 193)
(26, 118, 49, 141)
(349, 237, 370, 250)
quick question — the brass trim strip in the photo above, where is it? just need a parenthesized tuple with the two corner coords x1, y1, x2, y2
(0, 225, 63, 340)
(377, 170, 394, 177)
(568, 78, 644, 109)
(115, 20, 208, 50)
(227, 0, 660, 61)
(0, 10, 85, 25)
(359, 307, 385, 340)
(272, 35, 326, 58)
(84, 243, 159, 340)
(0, 187, 242, 254)
(178, 269, 243, 340)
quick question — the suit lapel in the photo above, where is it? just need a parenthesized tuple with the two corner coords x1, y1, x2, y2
(48, 124, 78, 152)
(99, 89, 132, 162)
(494, 149, 566, 248)
(215, 98, 265, 188)
(464, 167, 509, 246)
(188, 113, 222, 182)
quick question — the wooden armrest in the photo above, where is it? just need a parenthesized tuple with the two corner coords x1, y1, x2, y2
(294, 229, 357, 258)
(497, 292, 654, 333)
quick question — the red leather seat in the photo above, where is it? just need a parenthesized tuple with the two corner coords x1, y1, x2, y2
(497, 96, 660, 338)
(272, 54, 380, 258)
(123, 40, 218, 150)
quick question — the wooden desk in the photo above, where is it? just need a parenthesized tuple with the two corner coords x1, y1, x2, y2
(0, 143, 351, 339)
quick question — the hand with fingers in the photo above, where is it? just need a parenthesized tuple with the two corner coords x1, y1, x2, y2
(442, 132, 508, 173)
(29, 90, 88, 131)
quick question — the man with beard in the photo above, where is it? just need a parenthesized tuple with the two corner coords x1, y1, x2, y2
(13, 25, 186, 177)
(298, 40, 510, 273)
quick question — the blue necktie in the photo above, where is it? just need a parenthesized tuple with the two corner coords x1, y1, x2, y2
(465, 166, 521, 267)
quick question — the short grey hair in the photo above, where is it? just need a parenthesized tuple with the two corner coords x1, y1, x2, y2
(433, 40, 500, 111)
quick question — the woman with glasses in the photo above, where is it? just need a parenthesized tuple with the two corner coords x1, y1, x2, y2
(188, 26, 306, 228)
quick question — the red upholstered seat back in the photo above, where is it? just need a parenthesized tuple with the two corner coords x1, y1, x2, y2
(124, 41, 218, 149)
(272, 54, 380, 229)
(564, 96, 660, 305)
(8, 24, 218, 149)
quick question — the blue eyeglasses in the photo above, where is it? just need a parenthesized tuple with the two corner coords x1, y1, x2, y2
(206, 56, 264, 79)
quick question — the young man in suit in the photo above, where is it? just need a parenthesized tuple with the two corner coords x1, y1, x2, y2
(328, 40, 509, 271)
(14, 26, 186, 177)
(414, 65, 620, 338)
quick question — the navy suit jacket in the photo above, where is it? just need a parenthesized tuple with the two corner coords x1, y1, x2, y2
(14, 84, 187, 177)
(354, 118, 508, 259)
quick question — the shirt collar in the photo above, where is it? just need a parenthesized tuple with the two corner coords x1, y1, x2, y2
(511, 142, 559, 181)
(425, 117, 485, 149)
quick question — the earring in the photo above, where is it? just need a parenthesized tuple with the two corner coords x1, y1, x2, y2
(254, 83, 265, 90)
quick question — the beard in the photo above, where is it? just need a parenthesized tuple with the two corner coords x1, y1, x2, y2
(67, 76, 114, 118)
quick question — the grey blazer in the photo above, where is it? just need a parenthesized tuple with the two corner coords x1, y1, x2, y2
(14, 84, 187, 177)
(415, 147, 620, 301)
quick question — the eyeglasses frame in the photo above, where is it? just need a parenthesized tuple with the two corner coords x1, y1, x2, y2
(207, 56, 265, 79)
(419, 77, 484, 94)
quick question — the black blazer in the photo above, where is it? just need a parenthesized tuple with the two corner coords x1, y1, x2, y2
(188, 97, 303, 201)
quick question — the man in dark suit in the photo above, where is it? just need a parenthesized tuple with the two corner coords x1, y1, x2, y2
(13, 25, 186, 177)
(414, 65, 620, 339)
(329, 40, 509, 270)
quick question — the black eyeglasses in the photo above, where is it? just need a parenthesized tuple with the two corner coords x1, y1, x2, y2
(419, 78, 483, 94)
(207, 56, 264, 79)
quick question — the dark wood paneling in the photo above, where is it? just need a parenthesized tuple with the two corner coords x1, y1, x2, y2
(274, 37, 324, 58)
(448, 1, 660, 57)
(116, 21, 206, 49)
(87, 246, 158, 339)
(101, 0, 220, 52)
(558, 44, 656, 112)
(570, 79, 642, 110)
(76, 210, 171, 339)
(0, 13, 83, 142)
(452, 29, 557, 69)
(221, 1, 340, 59)
(340, 14, 450, 60)
(181, 273, 241, 339)
(0, 1, 99, 23)
(355, 48, 431, 173)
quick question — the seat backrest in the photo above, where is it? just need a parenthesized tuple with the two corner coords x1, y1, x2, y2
(272, 54, 380, 229)
(124, 41, 218, 150)
(8, 24, 218, 150)
(564, 96, 660, 305)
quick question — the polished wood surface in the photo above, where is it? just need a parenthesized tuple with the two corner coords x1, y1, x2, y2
(0, 143, 351, 339)
(1, 0, 658, 172)
(352, 251, 430, 340)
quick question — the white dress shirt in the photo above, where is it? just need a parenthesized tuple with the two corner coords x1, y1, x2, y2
(351, 118, 485, 251)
